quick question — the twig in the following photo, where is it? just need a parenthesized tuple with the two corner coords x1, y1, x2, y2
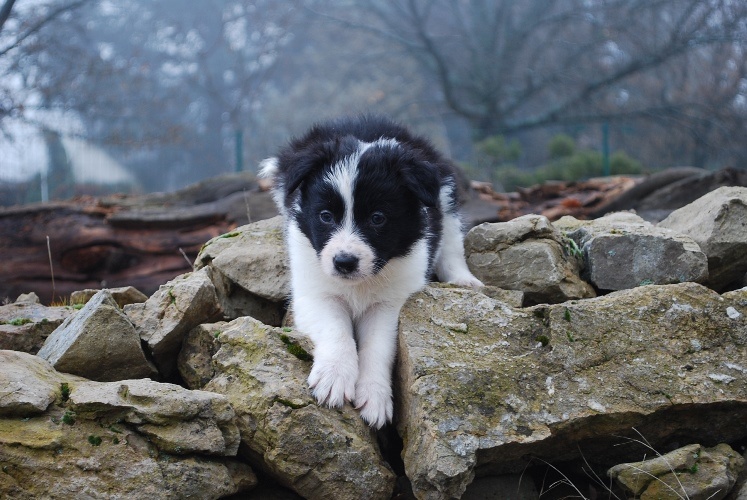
(244, 188, 251, 223)
(46, 235, 55, 304)
(534, 457, 590, 499)
(179, 248, 193, 269)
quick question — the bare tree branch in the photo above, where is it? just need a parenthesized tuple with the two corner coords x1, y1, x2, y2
(0, 0, 89, 58)
(0, 0, 17, 33)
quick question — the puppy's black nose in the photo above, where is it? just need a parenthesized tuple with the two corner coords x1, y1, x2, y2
(333, 253, 359, 274)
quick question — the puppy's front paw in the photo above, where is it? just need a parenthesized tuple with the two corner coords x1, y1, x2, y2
(354, 381, 393, 429)
(448, 274, 484, 288)
(308, 357, 358, 408)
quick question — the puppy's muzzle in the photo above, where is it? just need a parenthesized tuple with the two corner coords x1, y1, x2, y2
(333, 252, 359, 275)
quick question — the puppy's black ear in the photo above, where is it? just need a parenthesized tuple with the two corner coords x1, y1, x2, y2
(283, 144, 335, 197)
(400, 160, 441, 207)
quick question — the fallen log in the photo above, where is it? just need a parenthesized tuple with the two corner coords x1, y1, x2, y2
(0, 173, 277, 304)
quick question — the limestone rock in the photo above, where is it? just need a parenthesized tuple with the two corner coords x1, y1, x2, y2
(557, 212, 708, 291)
(464, 214, 595, 304)
(659, 186, 747, 291)
(0, 350, 76, 416)
(609, 443, 745, 500)
(70, 286, 148, 308)
(15, 292, 40, 303)
(125, 267, 222, 375)
(178, 317, 396, 500)
(0, 301, 75, 354)
(69, 378, 240, 456)
(37, 290, 157, 381)
(195, 216, 288, 302)
(194, 217, 288, 325)
(0, 350, 255, 499)
(395, 283, 747, 499)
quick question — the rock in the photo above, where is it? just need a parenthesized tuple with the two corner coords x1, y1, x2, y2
(15, 292, 40, 303)
(0, 350, 80, 416)
(395, 283, 747, 499)
(195, 217, 288, 325)
(0, 349, 256, 499)
(609, 443, 745, 500)
(733, 454, 747, 500)
(464, 215, 595, 304)
(125, 267, 222, 376)
(70, 285, 149, 308)
(0, 301, 75, 353)
(659, 186, 747, 291)
(557, 212, 708, 291)
(37, 290, 157, 381)
(69, 378, 240, 456)
(178, 317, 397, 500)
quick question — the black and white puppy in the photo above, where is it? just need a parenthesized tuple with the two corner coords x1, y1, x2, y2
(261, 115, 482, 428)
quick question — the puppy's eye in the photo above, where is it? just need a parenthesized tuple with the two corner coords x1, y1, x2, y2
(319, 210, 334, 224)
(370, 211, 386, 226)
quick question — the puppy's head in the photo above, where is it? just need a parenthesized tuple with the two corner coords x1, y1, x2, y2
(289, 138, 439, 282)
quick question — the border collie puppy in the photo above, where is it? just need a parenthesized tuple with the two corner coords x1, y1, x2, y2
(260, 115, 482, 428)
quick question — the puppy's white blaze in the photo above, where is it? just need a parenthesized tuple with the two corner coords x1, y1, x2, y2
(324, 147, 362, 228)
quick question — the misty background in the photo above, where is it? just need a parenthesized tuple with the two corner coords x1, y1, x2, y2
(1, 0, 746, 205)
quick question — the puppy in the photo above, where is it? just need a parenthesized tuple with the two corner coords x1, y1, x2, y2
(261, 115, 482, 428)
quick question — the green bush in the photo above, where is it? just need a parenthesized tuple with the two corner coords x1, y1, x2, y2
(491, 165, 537, 191)
(487, 140, 643, 192)
(476, 135, 521, 164)
(548, 134, 576, 159)
(609, 151, 643, 176)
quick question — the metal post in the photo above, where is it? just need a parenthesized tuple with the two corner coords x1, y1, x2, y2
(602, 122, 610, 176)
(235, 129, 243, 172)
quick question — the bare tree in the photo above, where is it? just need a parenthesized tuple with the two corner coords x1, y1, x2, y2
(337, 0, 747, 143)
(0, 0, 89, 127)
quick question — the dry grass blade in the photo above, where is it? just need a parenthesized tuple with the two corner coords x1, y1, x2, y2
(612, 427, 690, 500)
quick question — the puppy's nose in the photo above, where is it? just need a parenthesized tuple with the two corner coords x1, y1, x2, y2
(333, 253, 359, 274)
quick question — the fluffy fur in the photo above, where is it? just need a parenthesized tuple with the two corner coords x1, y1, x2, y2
(261, 115, 482, 428)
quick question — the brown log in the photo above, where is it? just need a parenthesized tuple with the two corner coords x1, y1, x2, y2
(0, 173, 278, 305)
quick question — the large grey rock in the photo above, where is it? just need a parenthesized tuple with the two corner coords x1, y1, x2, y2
(0, 350, 256, 499)
(465, 215, 595, 304)
(37, 290, 156, 381)
(395, 283, 747, 499)
(195, 217, 288, 325)
(125, 267, 222, 375)
(557, 212, 708, 291)
(178, 317, 396, 500)
(609, 443, 744, 500)
(0, 350, 82, 416)
(0, 301, 75, 354)
(659, 186, 747, 291)
(69, 378, 240, 456)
